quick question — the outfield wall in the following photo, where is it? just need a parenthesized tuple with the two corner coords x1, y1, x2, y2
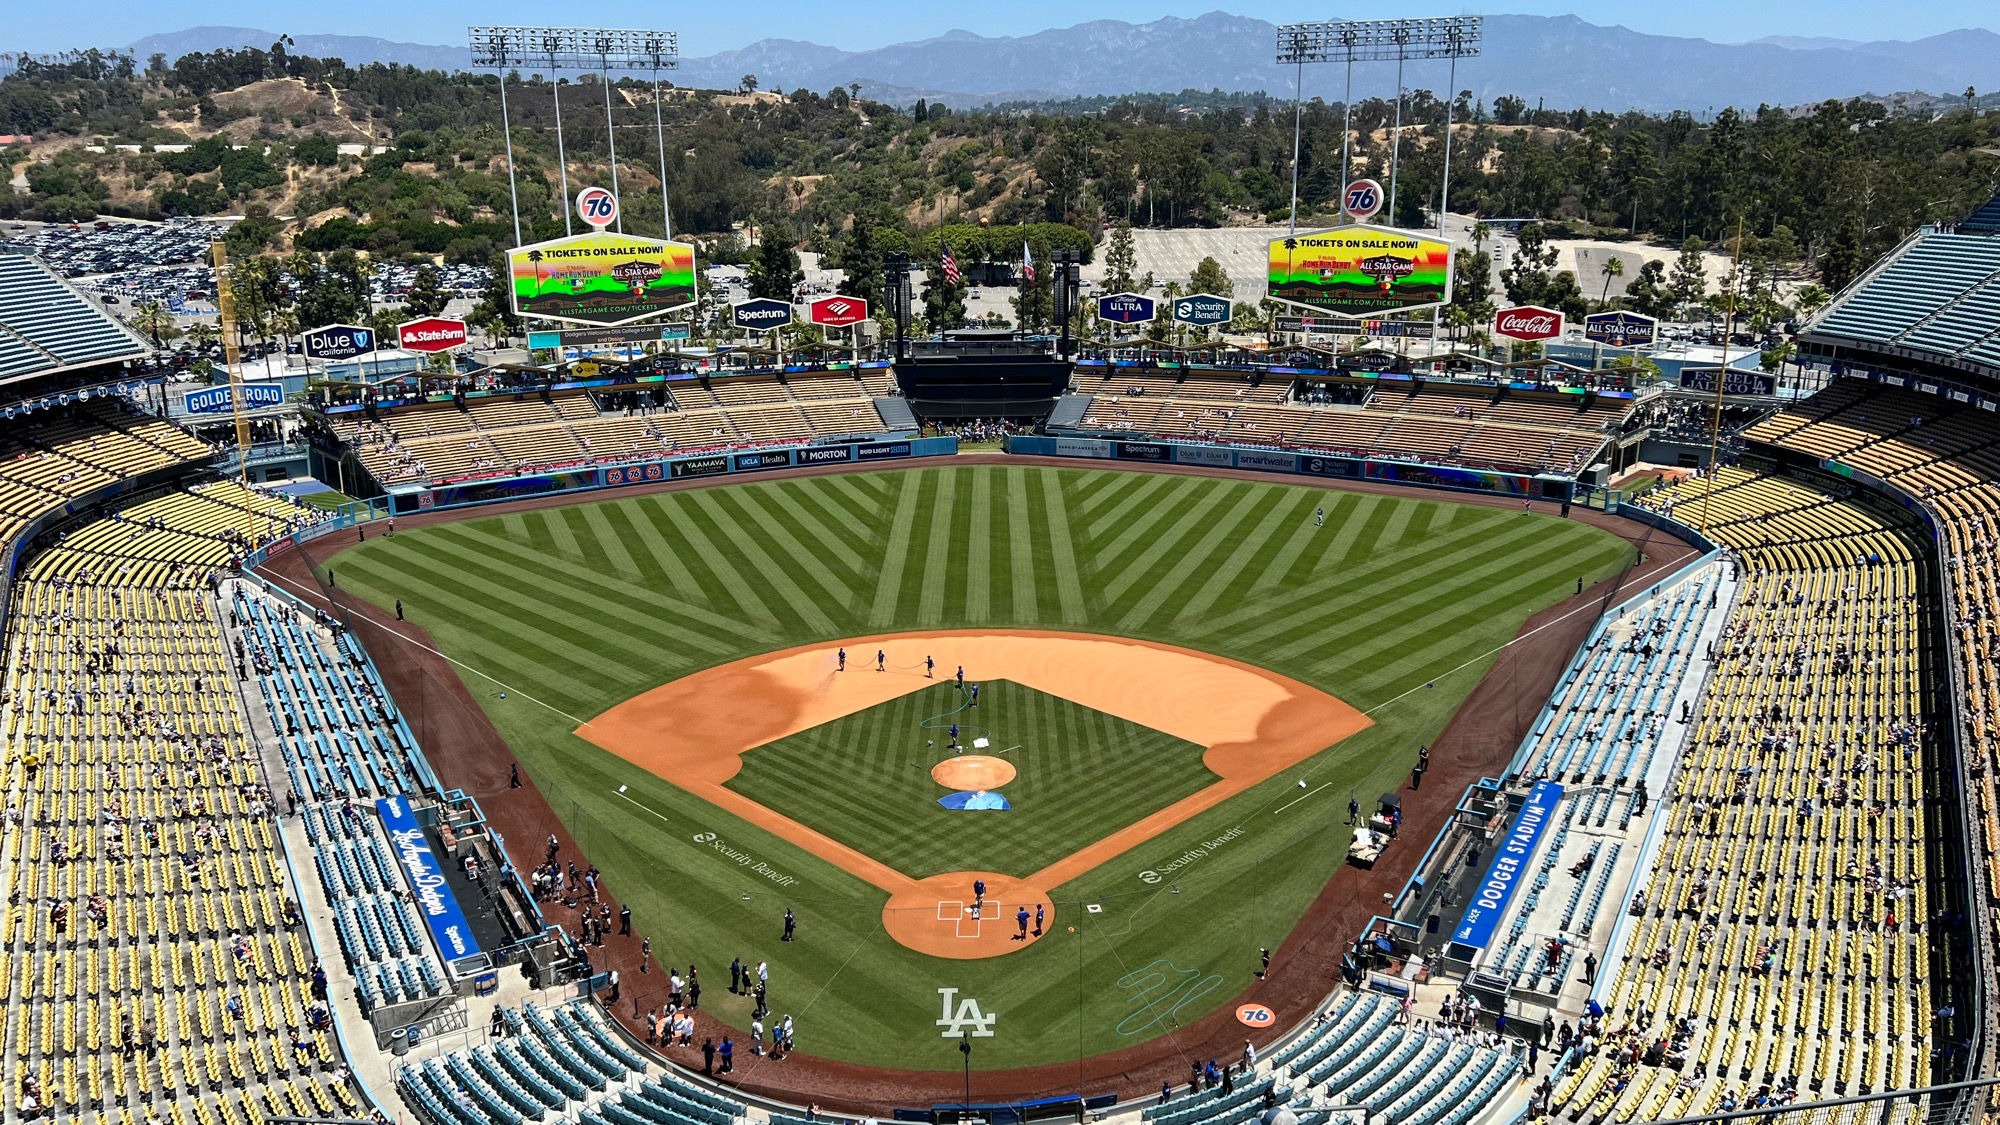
(376, 437, 959, 516)
(1009, 435, 1577, 502)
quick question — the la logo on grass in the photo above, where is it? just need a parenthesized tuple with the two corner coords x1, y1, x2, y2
(937, 987, 998, 1038)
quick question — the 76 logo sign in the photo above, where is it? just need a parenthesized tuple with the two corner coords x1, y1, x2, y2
(1343, 179, 1384, 220)
(576, 187, 619, 229)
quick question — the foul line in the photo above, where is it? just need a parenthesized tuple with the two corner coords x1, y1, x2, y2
(1273, 783, 1329, 814)
(612, 788, 673, 829)
(248, 569, 594, 730)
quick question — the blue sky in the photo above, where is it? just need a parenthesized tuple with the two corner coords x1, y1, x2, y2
(12, 1, 1998, 55)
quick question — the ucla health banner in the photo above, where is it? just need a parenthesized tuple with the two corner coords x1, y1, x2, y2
(375, 795, 482, 960)
(1451, 780, 1564, 950)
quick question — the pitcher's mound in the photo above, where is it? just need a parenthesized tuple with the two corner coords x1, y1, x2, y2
(932, 754, 1016, 790)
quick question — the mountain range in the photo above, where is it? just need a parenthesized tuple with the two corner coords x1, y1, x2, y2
(127, 13, 2000, 114)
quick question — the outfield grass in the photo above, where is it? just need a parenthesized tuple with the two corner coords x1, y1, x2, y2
(729, 679, 1215, 878)
(335, 464, 1630, 1068)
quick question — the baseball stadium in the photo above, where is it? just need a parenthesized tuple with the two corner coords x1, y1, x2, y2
(2, 28, 2000, 1125)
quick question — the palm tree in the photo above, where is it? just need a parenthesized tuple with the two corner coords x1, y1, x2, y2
(1599, 255, 1626, 309)
(1470, 220, 1491, 258)
(132, 302, 179, 347)
(186, 320, 221, 348)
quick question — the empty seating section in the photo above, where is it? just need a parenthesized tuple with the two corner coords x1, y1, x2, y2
(0, 479, 361, 1120)
(398, 1000, 747, 1125)
(0, 405, 215, 545)
(1556, 471, 1933, 1117)
(1258, 991, 1519, 1125)
(0, 251, 151, 378)
(334, 376, 891, 487)
(1811, 233, 2000, 355)
(1072, 375, 1621, 473)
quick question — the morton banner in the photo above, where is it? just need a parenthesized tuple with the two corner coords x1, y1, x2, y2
(508, 231, 697, 326)
(1267, 224, 1452, 319)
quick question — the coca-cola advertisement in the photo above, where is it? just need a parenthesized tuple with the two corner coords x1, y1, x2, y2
(1492, 305, 1565, 341)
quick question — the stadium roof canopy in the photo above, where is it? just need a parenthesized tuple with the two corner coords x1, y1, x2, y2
(0, 248, 150, 386)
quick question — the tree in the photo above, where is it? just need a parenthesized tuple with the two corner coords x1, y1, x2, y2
(1187, 255, 1233, 298)
(834, 218, 887, 307)
(1103, 220, 1137, 293)
(1450, 248, 1495, 336)
(1622, 260, 1670, 319)
(740, 74, 758, 94)
(132, 302, 179, 347)
(748, 226, 802, 301)
(1597, 255, 1625, 309)
(1500, 223, 1559, 306)
(921, 269, 966, 333)
(1668, 237, 1708, 314)
(402, 265, 449, 318)
(1759, 339, 1796, 373)
(1794, 284, 1831, 319)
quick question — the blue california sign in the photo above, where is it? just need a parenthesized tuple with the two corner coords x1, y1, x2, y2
(1172, 294, 1232, 327)
(1096, 292, 1157, 325)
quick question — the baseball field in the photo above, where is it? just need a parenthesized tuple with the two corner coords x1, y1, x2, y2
(331, 463, 1630, 1070)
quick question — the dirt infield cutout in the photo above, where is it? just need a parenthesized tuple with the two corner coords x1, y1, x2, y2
(577, 630, 1370, 958)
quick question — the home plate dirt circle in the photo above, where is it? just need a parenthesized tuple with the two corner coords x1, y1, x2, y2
(931, 754, 1016, 790)
(883, 871, 1054, 959)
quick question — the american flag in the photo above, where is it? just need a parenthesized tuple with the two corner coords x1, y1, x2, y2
(1021, 241, 1035, 284)
(940, 243, 961, 286)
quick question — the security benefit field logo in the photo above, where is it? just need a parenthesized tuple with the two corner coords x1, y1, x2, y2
(937, 987, 998, 1038)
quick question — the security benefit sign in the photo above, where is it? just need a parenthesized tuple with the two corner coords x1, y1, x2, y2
(1450, 780, 1564, 951)
(1268, 225, 1452, 318)
(1171, 293, 1232, 327)
(508, 231, 697, 326)
(375, 795, 483, 960)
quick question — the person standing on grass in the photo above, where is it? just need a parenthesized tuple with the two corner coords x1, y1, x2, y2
(730, 957, 743, 995)
(782, 907, 795, 942)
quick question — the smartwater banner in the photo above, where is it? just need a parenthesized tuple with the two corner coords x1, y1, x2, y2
(375, 795, 482, 960)
(1054, 437, 1114, 459)
(1237, 451, 1298, 473)
(1452, 780, 1564, 950)
(1174, 445, 1234, 467)
(184, 381, 284, 414)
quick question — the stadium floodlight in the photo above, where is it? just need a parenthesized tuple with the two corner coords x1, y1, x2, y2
(470, 27, 680, 239)
(1275, 17, 1481, 234)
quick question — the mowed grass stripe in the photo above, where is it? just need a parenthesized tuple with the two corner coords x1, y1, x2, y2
(1117, 484, 1277, 628)
(1096, 481, 1243, 608)
(965, 468, 993, 622)
(662, 491, 782, 625)
(714, 488, 861, 610)
(1302, 493, 1392, 578)
(1074, 469, 1153, 524)
(576, 502, 643, 579)
(1005, 468, 1042, 621)
(760, 481, 874, 578)
(689, 489, 840, 634)
(441, 521, 765, 647)
(372, 531, 711, 668)
(916, 471, 959, 625)
(1230, 519, 1554, 653)
(1037, 471, 1089, 624)
(339, 552, 630, 707)
(868, 471, 928, 626)
(1169, 489, 1318, 627)
(623, 496, 709, 606)
(1082, 472, 1177, 545)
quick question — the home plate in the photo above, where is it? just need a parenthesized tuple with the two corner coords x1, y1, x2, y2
(973, 737, 990, 749)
